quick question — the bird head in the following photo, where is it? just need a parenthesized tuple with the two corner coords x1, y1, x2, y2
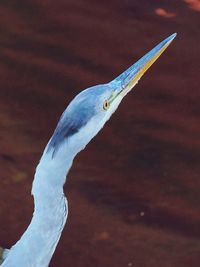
(47, 33, 176, 157)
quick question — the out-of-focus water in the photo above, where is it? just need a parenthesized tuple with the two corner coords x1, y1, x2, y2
(0, 1, 200, 266)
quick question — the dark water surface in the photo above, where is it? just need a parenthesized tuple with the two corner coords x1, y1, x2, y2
(0, 1, 200, 266)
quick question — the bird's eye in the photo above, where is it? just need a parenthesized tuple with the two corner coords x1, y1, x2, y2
(103, 100, 110, 110)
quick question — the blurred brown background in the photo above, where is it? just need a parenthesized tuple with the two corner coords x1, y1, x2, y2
(0, 0, 200, 266)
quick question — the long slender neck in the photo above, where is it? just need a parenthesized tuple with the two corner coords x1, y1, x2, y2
(2, 142, 76, 267)
(2, 114, 100, 267)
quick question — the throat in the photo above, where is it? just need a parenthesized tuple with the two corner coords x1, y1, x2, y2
(33, 144, 74, 195)
(2, 147, 71, 267)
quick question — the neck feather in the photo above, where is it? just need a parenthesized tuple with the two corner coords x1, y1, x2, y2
(2, 121, 97, 267)
(2, 143, 75, 267)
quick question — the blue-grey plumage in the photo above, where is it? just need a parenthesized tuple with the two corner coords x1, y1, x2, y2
(1, 33, 176, 267)
(47, 33, 177, 157)
(47, 84, 108, 156)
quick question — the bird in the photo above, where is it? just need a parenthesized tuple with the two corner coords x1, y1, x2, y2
(0, 33, 176, 267)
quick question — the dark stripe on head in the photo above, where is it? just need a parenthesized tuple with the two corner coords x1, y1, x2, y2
(47, 99, 96, 156)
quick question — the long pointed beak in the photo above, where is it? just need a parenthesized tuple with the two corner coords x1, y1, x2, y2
(111, 33, 177, 96)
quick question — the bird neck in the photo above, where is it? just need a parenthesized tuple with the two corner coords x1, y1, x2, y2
(32, 144, 74, 200)
(2, 143, 76, 267)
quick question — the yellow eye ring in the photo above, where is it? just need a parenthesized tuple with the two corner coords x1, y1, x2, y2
(103, 100, 110, 110)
